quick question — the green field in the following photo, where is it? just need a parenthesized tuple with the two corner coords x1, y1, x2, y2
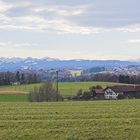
(0, 82, 129, 101)
(0, 94, 28, 102)
(0, 100, 139, 140)
(70, 70, 82, 76)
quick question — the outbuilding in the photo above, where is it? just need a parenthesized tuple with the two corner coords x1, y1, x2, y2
(95, 89, 105, 99)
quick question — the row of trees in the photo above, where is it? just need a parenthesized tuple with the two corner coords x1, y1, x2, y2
(15, 71, 40, 84)
(0, 71, 40, 86)
(50, 73, 140, 84)
(75, 73, 140, 84)
(0, 72, 14, 85)
(118, 75, 140, 84)
(1, 70, 140, 86)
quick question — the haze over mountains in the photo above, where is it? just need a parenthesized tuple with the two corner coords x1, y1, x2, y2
(0, 57, 139, 71)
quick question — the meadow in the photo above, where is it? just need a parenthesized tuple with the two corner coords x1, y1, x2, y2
(0, 82, 128, 101)
(0, 100, 139, 140)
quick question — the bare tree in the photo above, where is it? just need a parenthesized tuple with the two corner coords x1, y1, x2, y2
(28, 82, 63, 102)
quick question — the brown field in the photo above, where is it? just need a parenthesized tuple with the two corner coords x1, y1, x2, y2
(0, 90, 30, 94)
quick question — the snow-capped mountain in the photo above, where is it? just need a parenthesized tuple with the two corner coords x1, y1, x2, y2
(134, 59, 140, 63)
(129, 58, 140, 63)
(0, 57, 139, 71)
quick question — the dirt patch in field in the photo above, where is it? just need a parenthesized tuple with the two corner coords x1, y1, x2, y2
(0, 91, 31, 94)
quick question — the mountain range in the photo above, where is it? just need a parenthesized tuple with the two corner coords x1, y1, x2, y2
(0, 57, 139, 71)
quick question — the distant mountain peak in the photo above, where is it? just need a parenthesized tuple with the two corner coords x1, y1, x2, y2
(42, 57, 60, 61)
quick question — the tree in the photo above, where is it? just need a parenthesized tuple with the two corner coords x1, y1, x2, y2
(119, 75, 130, 84)
(82, 91, 92, 100)
(28, 82, 63, 102)
(33, 74, 38, 83)
(21, 73, 25, 84)
(27, 74, 33, 84)
(73, 89, 83, 100)
(73, 85, 103, 100)
(16, 71, 20, 82)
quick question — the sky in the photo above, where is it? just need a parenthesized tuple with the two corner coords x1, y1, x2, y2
(0, 0, 140, 60)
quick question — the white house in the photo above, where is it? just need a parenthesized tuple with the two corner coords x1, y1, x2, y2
(104, 88, 118, 99)
(104, 85, 140, 99)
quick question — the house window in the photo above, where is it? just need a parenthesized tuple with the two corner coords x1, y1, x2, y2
(106, 91, 112, 95)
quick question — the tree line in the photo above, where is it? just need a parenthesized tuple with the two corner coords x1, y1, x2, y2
(1, 71, 140, 86)
(0, 71, 40, 86)
(75, 73, 140, 84)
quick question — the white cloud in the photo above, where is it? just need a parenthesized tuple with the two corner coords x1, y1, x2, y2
(127, 39, 140, 43)
(0, 12, 105, 34)
(38, 5, 87, 16)
(0, 41, 38, 48)
(0, 1, 99, 34)
(0, 1, 12, 12)
(0, 0, 140, 34)
(118, 24, 140, 33)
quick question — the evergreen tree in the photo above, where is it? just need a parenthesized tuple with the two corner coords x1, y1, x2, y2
(21, 73, 25, 84)
(16, 71, 20, 82)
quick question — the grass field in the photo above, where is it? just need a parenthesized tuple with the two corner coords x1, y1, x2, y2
(0, 100, 139, 140)
(0, 94, 28, 102)
(70, 70, 82, 76)
(0, 82, 129, 101)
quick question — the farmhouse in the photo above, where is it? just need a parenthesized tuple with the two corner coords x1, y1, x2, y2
(104, 85, 140, 99)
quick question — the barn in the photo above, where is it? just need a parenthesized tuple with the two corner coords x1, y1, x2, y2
(104, 85, 140, 99)
(95, 89, 105, 99)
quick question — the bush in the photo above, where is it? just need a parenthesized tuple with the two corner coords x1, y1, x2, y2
(28, 82, 63, 102)
(82, 91, 92, 100)
(73, 86, 103, 100)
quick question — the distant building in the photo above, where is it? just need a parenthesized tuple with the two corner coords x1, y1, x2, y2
(95, 89, 105, 99)
(11, 82, 21, 85)
(104, 85, 140, 99)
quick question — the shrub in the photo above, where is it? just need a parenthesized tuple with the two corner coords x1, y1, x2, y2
(28, 82, 63, 102)
(73, 86, 103, 100)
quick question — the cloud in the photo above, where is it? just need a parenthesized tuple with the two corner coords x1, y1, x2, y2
(0, 9, 104, 34)
(127, 39, 140, 43)
(118, 24, 140, 33)
(0, 0, 140, 34)
(0, 0, 97, 34)
(0, 41, 38, 48)
(0, 1, 12, 12)
(38, 5, 87, 17)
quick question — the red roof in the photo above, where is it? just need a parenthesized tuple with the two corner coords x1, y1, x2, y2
(106, 85, 140, 93)
(95, 89, 104, 94)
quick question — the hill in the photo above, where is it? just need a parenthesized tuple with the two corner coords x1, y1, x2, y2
(0, 82, 129, 101)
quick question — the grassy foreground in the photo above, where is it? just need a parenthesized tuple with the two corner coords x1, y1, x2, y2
(0, 82, 129, 102)
(0, 100, 139, 140)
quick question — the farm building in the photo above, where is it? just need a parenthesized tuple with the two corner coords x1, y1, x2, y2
(95, 89, 105, 99)
(104, 85, 140, 99)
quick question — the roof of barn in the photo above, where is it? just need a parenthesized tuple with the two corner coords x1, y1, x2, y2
(105, 85, 140, 93)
